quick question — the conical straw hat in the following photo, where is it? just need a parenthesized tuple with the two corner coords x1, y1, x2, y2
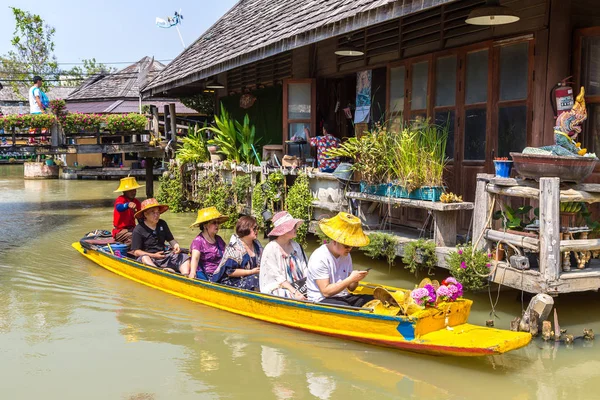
(134, 198, 169, 219)
(318, 212, 370, 247)
(114, 176, 144, 193)
(189, 207, 229, 228)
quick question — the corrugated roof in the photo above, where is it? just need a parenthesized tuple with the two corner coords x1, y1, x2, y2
(68, 57, 166, 101)
(143, 0, 455, 96)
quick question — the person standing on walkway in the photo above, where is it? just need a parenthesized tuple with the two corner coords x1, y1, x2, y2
(29, 76, 48, 114)
(306, 212, 373, 306)
(112, 177, 144, 245)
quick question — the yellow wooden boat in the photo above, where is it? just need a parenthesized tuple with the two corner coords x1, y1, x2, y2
(73, 240, 531, 356)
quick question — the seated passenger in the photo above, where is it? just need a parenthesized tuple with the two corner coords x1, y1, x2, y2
(130, 198, 191, 274)
(211, 216, 262, 290)
(260, 211, 308, 300)
(306, 212, 374, 306)
(112, 177, 143, 245)
(188, 207, 228, 280)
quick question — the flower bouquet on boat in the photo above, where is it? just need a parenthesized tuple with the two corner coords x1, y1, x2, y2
(73, 204, 532, 356)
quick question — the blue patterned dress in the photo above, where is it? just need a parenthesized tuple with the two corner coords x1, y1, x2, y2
(210, 235, 262, 290)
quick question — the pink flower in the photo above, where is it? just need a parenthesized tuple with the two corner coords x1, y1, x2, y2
(487, 253, 492, 258)
(458, 249, 463, 255)
(460, 261, 467, 269)
(486, 263, 491, 268)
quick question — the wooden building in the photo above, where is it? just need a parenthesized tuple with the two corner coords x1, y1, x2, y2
(142, 0, 600, 230)
(65, 56, 199, 168)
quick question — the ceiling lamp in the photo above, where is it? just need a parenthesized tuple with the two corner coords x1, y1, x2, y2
(335, 37, 364, 57)
(465, 0, 519, 26)
(206, 79, 225, 89)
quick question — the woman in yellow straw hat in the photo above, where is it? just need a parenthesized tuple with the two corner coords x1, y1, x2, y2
(187, 207, 228, 280)
(306, 212, 374, 307)
(131, 198, 191, 274)
(112, 176, 144, 245)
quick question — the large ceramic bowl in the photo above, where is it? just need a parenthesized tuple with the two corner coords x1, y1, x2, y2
(510, 152, 598, 183)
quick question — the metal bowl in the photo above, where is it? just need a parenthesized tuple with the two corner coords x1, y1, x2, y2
(510, 152, 598, 183)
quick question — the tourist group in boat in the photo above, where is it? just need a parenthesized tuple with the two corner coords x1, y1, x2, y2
(111, 176, 374, 307)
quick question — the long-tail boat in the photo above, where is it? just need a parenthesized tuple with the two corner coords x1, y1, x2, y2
(73, 238, 531, 357)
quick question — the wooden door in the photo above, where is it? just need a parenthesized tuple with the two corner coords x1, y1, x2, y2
(282, 79, 316, 159)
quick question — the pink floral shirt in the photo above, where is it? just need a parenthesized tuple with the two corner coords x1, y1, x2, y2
(309, 134, 341, 171)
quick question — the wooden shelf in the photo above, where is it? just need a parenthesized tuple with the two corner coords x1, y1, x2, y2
(345, 192, 474, 211)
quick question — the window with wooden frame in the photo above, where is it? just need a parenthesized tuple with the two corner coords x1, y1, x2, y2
(282, 79, 316, 158)
(574, 28, 600, 158)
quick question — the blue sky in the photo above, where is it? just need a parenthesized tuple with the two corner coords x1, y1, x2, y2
(0, 0, 239, 70)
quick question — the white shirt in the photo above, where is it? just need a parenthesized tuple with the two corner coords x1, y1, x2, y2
(29, 85, 42, 113)
(259, 240, 307, 295)
(306, 244, 353, 302)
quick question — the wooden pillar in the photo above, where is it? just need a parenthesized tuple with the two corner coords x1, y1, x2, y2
(163, 105, 170, 140)
(539, 177, 561, 287)
(151, 105, 160, 139)
(145, 157, 154, 198)
(433, 210, 458, 247)
(169, 103, 177, 144)
(473, 173, 494, 250)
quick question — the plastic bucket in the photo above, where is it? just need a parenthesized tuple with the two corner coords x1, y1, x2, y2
(493, 160, 513, 178)
(101, 243, 129, 258)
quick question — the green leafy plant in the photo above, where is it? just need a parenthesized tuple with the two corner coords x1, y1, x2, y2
(446, 244, 492, 291)
(197, 172, 238, 228)
(232, 174, 252, 206)
(204, 104, 261, 165)
(252, 171, 284, 229)
(493, 205, 537, 231)
(179, 93, 215, 115)
(363, 232, 397, 267)
(176, 125, 209, 164)
(157, 163, 187, 213)
(402, 239, 437, 275)
(285, 173, 313, 246)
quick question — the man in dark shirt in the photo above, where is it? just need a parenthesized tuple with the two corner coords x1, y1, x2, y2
(131, 198, 191, 274)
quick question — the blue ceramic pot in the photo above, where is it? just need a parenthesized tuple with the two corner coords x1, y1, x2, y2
(494, 160, 513, 178)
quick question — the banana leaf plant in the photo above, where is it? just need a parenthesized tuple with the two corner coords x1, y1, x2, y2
(204, 104, 240, 162)
(235, 114, 261, 165)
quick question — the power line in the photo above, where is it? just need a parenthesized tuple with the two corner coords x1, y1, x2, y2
(1, 59, 173, 66)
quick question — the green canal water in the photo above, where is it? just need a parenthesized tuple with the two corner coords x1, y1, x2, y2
(1, 165, 600, 399)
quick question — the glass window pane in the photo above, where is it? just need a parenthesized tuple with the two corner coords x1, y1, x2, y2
(581, 37, 600, 96)
(390, 66, 405, 115)
(435, 56, 457, 107)
(586, 104, 600, 156)
(288, 83, 311, 119)
(498, 106, 527, 158)
(411, 61, 428, 110)
(499, 42, 529, 101)
(466, 50, 488, 105)
(435, 110, 455, 160)
(288, 123, 310, 158)
(464, 108, 486, 160)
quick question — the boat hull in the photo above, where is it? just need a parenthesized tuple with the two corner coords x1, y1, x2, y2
(73, 242, 531, 356)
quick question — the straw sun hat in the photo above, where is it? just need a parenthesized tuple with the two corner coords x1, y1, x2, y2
(318, 212, 370, 247)
(134, 198, 169, 219)
(114, 176, 144, 193)
(189, 207, 229, 229)
(267, 211, 304, 237)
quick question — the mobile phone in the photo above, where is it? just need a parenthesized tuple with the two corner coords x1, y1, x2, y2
(362, 268, 372, 272)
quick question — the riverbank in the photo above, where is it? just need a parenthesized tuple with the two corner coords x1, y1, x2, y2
(1, 164, 599, 399)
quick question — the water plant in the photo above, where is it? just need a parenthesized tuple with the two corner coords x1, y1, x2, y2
(402, 239, 437, 276)
(285, 173, 313, 246)
(362, 232, 397, 267)
(446, 244, 492, 291)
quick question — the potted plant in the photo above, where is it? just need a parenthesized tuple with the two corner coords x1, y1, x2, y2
(493, 157, 513, 178)
(493, 205, 538, 237)
(446, 244, 493, 291)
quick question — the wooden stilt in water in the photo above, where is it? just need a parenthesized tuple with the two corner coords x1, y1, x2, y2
(145, 157, 154, 198)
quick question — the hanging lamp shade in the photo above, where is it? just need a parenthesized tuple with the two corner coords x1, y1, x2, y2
(465, 0, 519, 26)
(205, 79, 225, 89)
(335, 43, 364, 57)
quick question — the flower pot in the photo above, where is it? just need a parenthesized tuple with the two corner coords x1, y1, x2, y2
(418, 186, 444, 202)
(493, 160, 513, 178)
(333, 162, 353, 182)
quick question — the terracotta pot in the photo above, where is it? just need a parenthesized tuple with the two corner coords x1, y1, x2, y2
(494, 245, 505, 262)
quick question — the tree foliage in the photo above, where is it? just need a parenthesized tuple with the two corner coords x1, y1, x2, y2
(62, 58, 117, 86)
(0, 7, 59, 95)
